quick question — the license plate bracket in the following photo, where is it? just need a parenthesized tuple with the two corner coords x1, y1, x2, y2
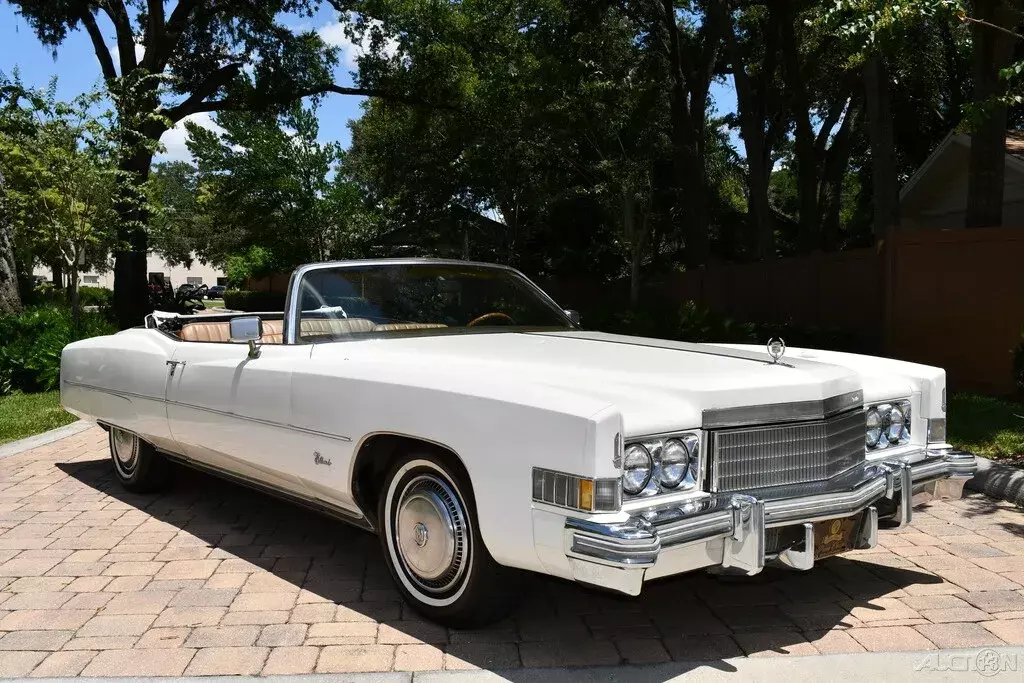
(812, 515, 860, 560)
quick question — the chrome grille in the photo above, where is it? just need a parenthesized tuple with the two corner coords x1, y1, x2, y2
(709, 409, 865, 493)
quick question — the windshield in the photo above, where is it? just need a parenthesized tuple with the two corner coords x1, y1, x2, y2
(293, 262, 573, 342)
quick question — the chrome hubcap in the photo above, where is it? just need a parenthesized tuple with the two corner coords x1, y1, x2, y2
(395, 474, 468, 593)
(413, 522, 429, 547)
(111, 428, 138, 475)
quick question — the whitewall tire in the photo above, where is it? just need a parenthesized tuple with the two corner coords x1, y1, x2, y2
(377, 454, 519, 627)
(108, 427, 171, 493)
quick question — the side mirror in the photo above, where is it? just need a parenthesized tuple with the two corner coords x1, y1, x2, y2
(564, 309, 581, 325)
(230, 316, 263, 359)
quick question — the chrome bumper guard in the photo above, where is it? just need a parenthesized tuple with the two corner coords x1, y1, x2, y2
(563, 448, 976, 596)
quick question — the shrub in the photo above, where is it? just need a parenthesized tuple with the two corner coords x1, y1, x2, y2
(77, 286, 113, 308)
(587, 300, 758, 344)
(25, 281, 62, 306)
(225, 246, 276, 288)
(222, 289, 286, 312)
(748, 321, 865, 354)
(0, 306, 117, 395)
(584, 299, 866, 352)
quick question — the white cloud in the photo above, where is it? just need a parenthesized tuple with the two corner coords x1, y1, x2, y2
(108, 40, 146, 67)
(317, 19, 398, 69)
(157, 112, 227, 163)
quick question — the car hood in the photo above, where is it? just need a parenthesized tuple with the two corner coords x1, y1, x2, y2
(328, 330, 912, 436)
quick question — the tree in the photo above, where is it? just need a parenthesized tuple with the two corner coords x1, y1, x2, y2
(5, 0, 419, 327)
(148, 160, 201, 267)
(0, 82, 124, 324)
(724, 2, 784, 260)
(965, 0, 1017, 227)
(152, 104, 379, 277)
(0, 77, 40, 315)
(824, 0, 1024, 233)
(641, 0, 729, 268)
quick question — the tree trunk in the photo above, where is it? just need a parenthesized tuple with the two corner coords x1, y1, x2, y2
(623, 190, 644, 307)
(818, 98, 859, 250)
(0, 218, 20, 315)
(0, 169, 21, 315)
(725, 10, 777, 261)
(779, 1, 819, 251)
(864, 54, 899, 240)
(966, 0, 1015, 228)
(69, 261, 80, 330)
(662, 0, 723, 269)
(51, 259, 64, 288)
(666, 58, 709, 268)
(112, 150, 155, 329)
(677, 144, 710, 267)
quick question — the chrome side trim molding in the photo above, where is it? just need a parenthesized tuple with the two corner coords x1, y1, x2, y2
(702, 390, 864, 429)
(62, 380, 352, 442)
(63, 380, 159, 404)
(155, 448, 372, 531)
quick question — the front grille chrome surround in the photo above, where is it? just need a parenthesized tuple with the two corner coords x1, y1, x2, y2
(708, 408, 866, 494)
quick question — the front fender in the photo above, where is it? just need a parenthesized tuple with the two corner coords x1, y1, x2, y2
(290, 356, 623, 573)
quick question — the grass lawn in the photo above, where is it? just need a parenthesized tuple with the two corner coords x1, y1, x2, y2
(205, 298, 225, 308)
(948, 393, 1024, 463)
(0, 391, 77, 446)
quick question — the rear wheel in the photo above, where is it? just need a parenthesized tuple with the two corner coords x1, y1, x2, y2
(109, 427, 171, 493)
(377, 453, 520, 627)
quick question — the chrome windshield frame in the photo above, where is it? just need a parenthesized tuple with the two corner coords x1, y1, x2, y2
(282, 258, 577, 345)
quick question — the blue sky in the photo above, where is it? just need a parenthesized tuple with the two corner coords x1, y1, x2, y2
(0, 3, 738, 163)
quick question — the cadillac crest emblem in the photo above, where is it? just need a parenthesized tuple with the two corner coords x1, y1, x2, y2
(766, 337, 786, 364)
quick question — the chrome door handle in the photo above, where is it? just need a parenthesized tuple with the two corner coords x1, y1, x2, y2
(166, 360, 186, 377)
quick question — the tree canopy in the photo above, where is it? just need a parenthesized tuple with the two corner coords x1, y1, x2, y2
(2, 0, 1023, 319)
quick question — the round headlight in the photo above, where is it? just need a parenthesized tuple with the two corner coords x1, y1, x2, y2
(866, 408, 882, 448)
(659, 439, 688, 488)
(887, 405, 905, 443)
(622, 444, 653, 495)
(683, 433, 700, 483)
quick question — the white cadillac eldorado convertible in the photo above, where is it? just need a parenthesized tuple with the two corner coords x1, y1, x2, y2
(61, 259, 976, 626)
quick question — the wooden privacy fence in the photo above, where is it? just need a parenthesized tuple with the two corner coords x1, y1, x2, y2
(887, 227, 1024, 395)
(544, 227, 1024, 395)
(538, 249, 885, 352)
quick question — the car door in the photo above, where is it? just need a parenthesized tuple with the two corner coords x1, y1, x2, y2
(164, 339, 314, 498)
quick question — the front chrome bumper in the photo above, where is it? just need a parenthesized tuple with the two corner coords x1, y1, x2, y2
(562, 448, 976, 596)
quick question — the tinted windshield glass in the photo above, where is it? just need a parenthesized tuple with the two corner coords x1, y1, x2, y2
(294, 263, 572, 342)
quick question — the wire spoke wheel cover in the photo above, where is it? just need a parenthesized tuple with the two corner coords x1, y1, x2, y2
(385, 460, 473, 607)
(111, 428, 139, 478)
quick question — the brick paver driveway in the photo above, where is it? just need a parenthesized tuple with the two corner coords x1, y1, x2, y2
(2, 427, 1024, 677)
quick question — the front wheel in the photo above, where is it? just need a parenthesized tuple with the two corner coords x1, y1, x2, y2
(377, 454, 520, 627)
(109, 427, 171, 493)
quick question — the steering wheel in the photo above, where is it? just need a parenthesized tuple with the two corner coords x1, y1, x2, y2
(466, 311, 516, 327)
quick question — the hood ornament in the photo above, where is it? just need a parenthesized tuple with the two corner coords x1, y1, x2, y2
(766, 337, 787, 365)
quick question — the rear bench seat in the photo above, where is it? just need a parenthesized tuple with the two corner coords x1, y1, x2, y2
(178, 318, 446, 343)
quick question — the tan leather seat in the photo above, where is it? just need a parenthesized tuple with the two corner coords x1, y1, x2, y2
(179, 319, 285, 344)
(262, 320, 284, 344)
(179, 321, 232, 343)
(299, 318, 376, 338)
(373, 322, 448, 332)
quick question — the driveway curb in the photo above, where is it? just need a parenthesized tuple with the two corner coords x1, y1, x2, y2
(966, 455, 1024, 507)
(0, 419, 92, 460)
(10, 648, 1024, 682)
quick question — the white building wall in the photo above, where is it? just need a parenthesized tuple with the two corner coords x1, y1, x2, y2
(33, 254, 225, 290)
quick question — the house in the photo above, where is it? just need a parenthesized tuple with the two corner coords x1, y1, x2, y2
(33, 253, 226, 290)
(899, 130, 1024, 230)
